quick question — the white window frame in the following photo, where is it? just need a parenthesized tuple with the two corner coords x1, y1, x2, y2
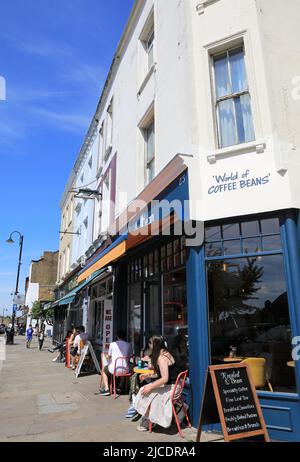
(146, 28, 155, 72)
(204, 32, 263, 158)
(98, 121, 105, 172)
(104, 99, 113, 161)
(211, 44, 254, 148)
(138, 8, 155, 91)
(145, 120, 155, 185)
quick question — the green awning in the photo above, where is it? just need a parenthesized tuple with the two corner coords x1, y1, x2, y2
(54, 268, 107, 307)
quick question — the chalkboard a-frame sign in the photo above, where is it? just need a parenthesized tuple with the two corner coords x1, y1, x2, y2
(196, 363, 270, 442)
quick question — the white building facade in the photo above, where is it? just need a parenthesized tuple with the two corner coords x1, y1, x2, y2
(55, 0, 300, 440)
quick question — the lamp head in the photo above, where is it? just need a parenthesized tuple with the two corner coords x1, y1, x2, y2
(6, 237, 14, 244)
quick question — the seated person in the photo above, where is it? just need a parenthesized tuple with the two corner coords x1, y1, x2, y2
(134, 335, 181, 432)
(49, 330, 73, 362)
(125, 343, 153, 419)
(100, 330, 132, 396)
(72, 326, 89, 370)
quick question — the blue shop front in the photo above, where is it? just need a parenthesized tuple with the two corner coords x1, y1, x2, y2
(112, 160, 300, 441)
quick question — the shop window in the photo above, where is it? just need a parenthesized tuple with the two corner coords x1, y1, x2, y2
(94, 300, 104, 342)
(241, 220, 260, 237)
(207, 254, 296, 393)
(161, 246, 166, 272)
(148, 252, 154, 276)
(163, 269, 188, 370)
(205, 217, 281, 258)
(205, 241, 223, 258)
(143, 255, 148, 278)
(128, 283, 142, 355)
(242, 237, 261, 254)
(154, 250, 159, 274)
(222, 223, 240, 240)
(127, 237, 187, 282)
(224, 239, 242, 255)
(261, 218, 280, 235)
(262, 235, 282, 251)
(91, 285, 98, 299)
(205, 226, 221, 241)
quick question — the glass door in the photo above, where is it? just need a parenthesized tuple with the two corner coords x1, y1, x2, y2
(144, 279, 162, 345)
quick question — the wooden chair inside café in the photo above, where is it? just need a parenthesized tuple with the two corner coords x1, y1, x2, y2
(241, 357, 273, 392)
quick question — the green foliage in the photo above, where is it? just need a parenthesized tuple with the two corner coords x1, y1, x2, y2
(30, 301, 42, 319)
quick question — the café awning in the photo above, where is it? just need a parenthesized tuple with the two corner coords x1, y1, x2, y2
(77, 235, 127, 283)
(55, 268, 107, 306)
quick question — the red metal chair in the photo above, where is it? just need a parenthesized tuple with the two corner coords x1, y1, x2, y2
(99, 354, 132, 399)
(112, 356, 132, 399)
(149, 370, 191, 437)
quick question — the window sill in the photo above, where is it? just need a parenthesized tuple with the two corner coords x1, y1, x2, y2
(137, 63, 156, 97)
(96, 164, 104, 180)
(104, 144, 112, 162)
(207, 140, 266, 164)
(196, 0, 220, 15)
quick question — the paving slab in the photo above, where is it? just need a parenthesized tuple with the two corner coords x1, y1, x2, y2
(0, 336, 222, 443)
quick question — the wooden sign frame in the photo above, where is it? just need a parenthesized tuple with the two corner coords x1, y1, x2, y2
(75, 341, 100, 378)
(196, 363, 270, 442)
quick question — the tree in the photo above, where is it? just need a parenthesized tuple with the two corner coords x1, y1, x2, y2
(30, 301, 42, 320)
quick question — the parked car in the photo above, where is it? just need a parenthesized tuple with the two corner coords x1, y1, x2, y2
(0, 324, 6, 335)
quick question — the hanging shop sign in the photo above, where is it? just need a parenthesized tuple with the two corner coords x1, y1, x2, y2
(102, 299, 113, 352)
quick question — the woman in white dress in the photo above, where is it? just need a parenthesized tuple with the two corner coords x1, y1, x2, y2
(134, 335, 180, 432)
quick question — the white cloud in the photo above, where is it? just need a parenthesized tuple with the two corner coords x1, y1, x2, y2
(60, 62, 104, 91)
(30, 107, 91, 132)
(15, 39, 72, 58)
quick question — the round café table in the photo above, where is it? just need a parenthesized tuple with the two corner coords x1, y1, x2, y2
(133, 367, 154, 375)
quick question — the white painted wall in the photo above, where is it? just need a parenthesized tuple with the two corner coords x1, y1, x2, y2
(61, 0, 300, 262)
(72, 129, 99, 265)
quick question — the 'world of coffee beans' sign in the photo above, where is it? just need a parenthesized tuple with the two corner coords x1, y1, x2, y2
(207, 169, 271, 195)
(214, 367, 262, 436)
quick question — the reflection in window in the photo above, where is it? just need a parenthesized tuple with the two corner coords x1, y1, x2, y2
(128, 283, 142, 355)
(261, 218, 280, 235)
(163, 269, 189, 370)
(205, 217, 282, 258)
(222, 223, 240, 240)
(205, 226, 221, 242)
(243, 237, 261, 254)
(242, 221, 260, 236)
(208, 255, 296, 393)
(224, 239, 242, 255)
(213, 47, 255, 148)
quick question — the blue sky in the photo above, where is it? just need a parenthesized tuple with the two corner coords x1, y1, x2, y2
(0, 0, 134, 315)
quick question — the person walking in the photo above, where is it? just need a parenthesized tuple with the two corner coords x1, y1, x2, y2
(26, 325, 33, 349)
(38, 324, 45, 351)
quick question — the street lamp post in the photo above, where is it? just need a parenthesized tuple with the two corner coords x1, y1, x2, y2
(6, 231, 24, 345)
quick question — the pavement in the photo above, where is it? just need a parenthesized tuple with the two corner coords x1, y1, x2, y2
(0, 335, 222, 443)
